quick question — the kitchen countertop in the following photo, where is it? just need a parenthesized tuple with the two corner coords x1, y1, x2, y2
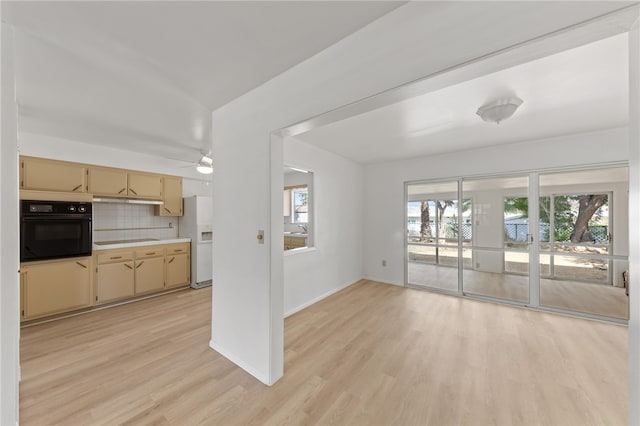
(93, 237, 191, 251)
(284, 232, 307, 238)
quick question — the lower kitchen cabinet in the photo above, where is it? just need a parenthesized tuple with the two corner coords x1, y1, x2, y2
(96, 260, 135, 303)
(134, 256, 165, 294)
(21, 257, 92, 320)
(95, 242, 190, 304)
(166, 253, 190, 288)
(20, 242, 191, 323)
(284, 236, 307, 250)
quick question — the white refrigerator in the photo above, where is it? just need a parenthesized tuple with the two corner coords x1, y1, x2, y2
(179, 196, 213, 289)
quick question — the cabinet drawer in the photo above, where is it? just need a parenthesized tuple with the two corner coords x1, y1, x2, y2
(97, 251, 134, 264)
(165, 243, 190, 254)
(135, 248, 165, 259)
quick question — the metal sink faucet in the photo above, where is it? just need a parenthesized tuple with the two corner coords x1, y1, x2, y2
(298, 224, 308, 232)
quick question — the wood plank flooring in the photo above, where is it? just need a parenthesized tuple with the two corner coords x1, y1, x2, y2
(20, 280, 627, 425)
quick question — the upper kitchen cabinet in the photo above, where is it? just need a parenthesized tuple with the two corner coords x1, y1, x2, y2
(21, 156, 86, 193)
(155, 175, 183, 216)
(128, 172, 163, 200)
(88, 166, 128, 197)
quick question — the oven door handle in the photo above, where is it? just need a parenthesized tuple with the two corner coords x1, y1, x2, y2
(21, 215, 92, 221)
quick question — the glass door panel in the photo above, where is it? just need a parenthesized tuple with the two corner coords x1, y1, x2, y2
(407, 181, 460, 292)
(539, 168, 629, 319)
(462, 175, 530, 303)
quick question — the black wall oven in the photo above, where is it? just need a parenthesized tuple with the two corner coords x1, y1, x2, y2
(20, 200, 92, 262)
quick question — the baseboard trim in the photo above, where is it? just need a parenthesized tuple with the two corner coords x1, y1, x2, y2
(284, 279, 360, 318)
(362, 275, 404, 287)
(208, 340, 271, 385)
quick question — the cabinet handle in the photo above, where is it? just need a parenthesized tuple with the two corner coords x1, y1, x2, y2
(110, 256, 122, 260)
(145, 252, 156, 256)
(136, 261, 144, 268)
(163, 207, 171, 214)
(76, 262, 87, 269)
(129, 188, 138, 195)
(168, 257, 175, 264)
(124, 264, 133, 270)
(118, 188, 126, 194)
(173, 249, 181, 252)
(72, 184, 82, 192)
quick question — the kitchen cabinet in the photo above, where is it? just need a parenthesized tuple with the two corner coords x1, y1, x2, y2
(21, 156, 86, 193)
(95, 243, 190, 304)
(284, 235, 306, 250)
(20, 269, 26, 321)
(21, 257, 92, 320)
(88, 166, 128, 196)
(134, 254, 165, 295)
(19, 156, 182, 204)
(96, 250, 135, 304)
(127, 172, 163, 200)
(165, 243, 190, 288)
(156, 175, 183, 216)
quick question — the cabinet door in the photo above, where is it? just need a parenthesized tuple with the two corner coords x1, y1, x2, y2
(21, 157, 86, 193)
(96, 261, 135, 303)
(157, 176, 183, 216)
(88, 167, 128, 196)
(134, 256, 165, 295)
(166, 253, 190, 288)
(20, 268, 26, 321)
(128, 172, 162, 200)
(23, 258, 92, 320)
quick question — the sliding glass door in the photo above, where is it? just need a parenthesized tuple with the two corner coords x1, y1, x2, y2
(405, 166, 629, 321)
(538, 168, 628, 319)
(462, 175, 530, 303)
(406, 180, 461, 293)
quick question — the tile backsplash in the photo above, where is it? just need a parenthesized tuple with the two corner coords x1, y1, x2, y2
(93, 203, 179, 242)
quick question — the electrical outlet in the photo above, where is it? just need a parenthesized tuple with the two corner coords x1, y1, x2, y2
(382, 259, 387, 267)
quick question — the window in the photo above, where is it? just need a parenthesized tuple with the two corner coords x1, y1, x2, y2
(292, 186, 308, 223)
(284, 165, 314, 250)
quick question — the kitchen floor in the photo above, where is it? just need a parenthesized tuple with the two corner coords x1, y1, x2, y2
(20, 280, 627, 425)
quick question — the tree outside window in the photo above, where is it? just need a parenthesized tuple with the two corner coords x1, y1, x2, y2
(292, 187, 308, 223)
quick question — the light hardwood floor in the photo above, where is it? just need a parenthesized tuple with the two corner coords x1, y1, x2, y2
(21, 280, 627, 425)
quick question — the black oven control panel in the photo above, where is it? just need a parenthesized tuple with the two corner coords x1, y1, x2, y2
(23, 200, 92, 216)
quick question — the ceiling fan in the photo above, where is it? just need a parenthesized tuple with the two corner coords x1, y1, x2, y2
(195, 152, 213, 174)
(174, 150, 213, 175)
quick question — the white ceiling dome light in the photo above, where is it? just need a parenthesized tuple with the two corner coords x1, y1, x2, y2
(476, 97, 523, 124)
(196, 154, 213, 174)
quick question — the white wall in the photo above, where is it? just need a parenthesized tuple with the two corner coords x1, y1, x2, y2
(283, 138, 363, 316)
(18, 132, 212, 197)
(210, 2, 635, 386)
(363, 127, 629, 285)
(1, 21, 21, 426)
(628, 21, 639, 425)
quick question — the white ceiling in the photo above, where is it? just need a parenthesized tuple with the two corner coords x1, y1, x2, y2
(4, 1, 402, 161)
(295, 33, 629, 164)
(6, 1, 402, 111)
